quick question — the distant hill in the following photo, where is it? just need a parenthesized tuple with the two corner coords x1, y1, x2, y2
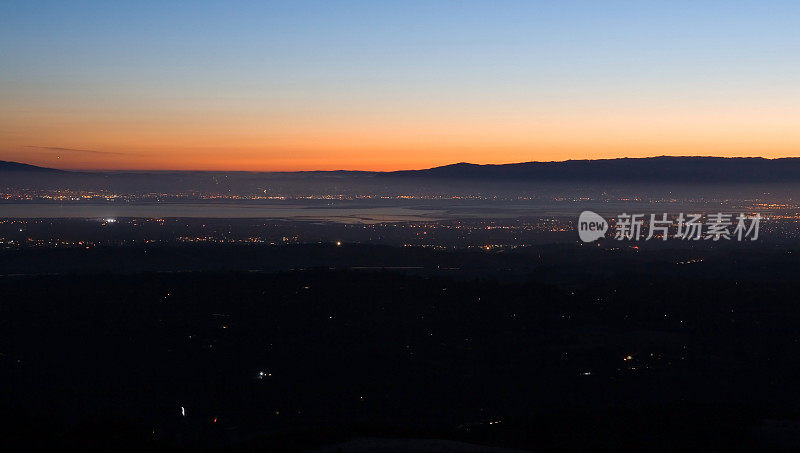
(3, 157, 800, 194)
(0, 160, 66, 173)
(5, 156, 800, 181)
(383, 156, 800, 182)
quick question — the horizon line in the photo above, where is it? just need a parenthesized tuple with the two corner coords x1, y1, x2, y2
(6, 154, 800, 173)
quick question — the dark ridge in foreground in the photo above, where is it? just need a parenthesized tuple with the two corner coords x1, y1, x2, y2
(3, 251, 800, 451)
(383, 156, 800, 182)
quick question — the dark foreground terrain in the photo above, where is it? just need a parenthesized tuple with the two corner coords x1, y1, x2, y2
(3, 243, 800, 451)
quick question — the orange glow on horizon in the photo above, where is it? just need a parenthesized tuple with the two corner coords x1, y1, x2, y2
(3, 99, 800, 171)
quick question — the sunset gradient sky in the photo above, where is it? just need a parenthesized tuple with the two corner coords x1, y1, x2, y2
(2, 1, 799, 171)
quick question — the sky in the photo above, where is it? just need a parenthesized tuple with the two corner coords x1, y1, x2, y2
(1, 1, 799, 171)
